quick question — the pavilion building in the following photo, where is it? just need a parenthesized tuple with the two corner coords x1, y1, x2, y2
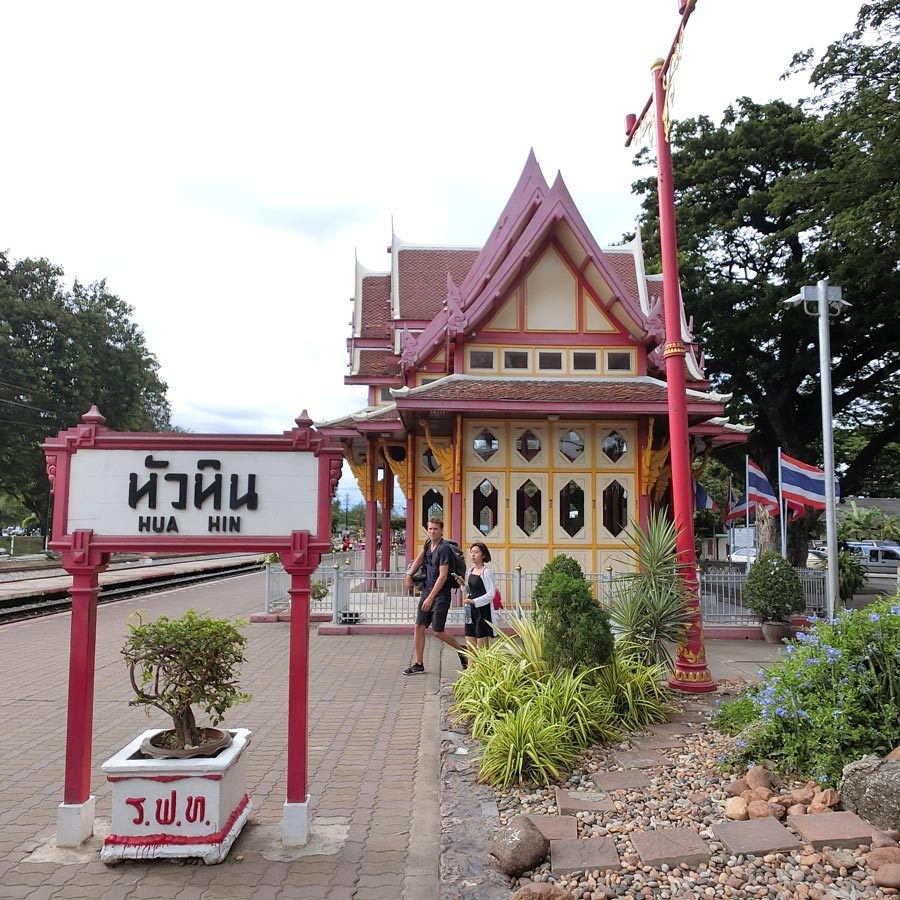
(318, 152, 748, 575)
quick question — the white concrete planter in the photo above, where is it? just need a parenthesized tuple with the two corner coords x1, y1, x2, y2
(100, 728, 252, 865)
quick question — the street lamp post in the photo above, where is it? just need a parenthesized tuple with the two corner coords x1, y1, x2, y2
(625, 0, 715, 692)
(782, 279, 849, 621)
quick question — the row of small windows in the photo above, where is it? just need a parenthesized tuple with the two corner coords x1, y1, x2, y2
(421, 480, 629, 539)
(472, 428, 627, 464)
(468, 348, 634, 374)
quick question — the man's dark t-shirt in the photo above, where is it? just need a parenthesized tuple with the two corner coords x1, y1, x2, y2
(424, 539, 453, 600)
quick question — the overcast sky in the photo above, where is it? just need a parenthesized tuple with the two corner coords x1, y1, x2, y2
(2, 2, 857, 505)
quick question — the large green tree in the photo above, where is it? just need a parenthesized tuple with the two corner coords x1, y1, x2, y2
(633, 1, 900, 511)
(0, 252, 171, 527)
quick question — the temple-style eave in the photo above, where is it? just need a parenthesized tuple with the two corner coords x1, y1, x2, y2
(344, 376, 401, 386)
(394, 397, 725, 418)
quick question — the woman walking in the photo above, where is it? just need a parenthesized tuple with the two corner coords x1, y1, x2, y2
(455, 542, 496, 653)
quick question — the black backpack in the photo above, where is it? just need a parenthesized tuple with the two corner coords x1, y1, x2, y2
(413, 539, 467, 586)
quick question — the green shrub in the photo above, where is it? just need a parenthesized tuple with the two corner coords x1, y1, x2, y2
(310, 580, 329, 601)
(123, 610, 251, 749)
(713, 691, 759, 736)
(533, 557, 614, 671)
(834, 550, 867, 602)
(744, 551, 805, 622)
(611, 511, 693, 670)
(723, 596, 900, 785)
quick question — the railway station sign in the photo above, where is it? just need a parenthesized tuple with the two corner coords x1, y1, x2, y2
(42, 405, 343, 555)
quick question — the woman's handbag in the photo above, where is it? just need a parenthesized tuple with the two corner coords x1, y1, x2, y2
(492, 588, 503, 610)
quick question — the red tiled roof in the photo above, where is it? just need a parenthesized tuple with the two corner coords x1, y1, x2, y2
(319, 406, 403, 430)
(360, 275, 391, 339)
(394, 377, 720, 405)
(603, 251, 640, 305)
(356, 349, 399, 378)
(646, 278, 664, 303)
(397, 248, 479, 320)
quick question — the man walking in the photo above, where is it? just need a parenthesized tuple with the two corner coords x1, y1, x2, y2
(402, 517, 467, 675)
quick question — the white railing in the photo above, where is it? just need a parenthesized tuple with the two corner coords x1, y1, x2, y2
(263, 562, 827, 625)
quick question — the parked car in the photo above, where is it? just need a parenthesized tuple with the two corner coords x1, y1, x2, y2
(806, 549, 827, 569)
(846, 541, 900, 573)
(727, 548, 758, 565)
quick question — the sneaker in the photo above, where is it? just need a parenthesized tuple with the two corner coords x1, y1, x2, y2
(402, 663, 425, 676)
(458, 653, 468, 670)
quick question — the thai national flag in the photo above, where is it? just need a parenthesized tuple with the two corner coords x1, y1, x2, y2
(694, 482, 717, 511)
(780, 453, 841, 510)
(748, 459, 780, 515)
(724, 488, 750, 524)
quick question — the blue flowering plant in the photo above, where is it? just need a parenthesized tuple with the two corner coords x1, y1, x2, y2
(743, 551, 805, 623)
(718, 596, 900, 785)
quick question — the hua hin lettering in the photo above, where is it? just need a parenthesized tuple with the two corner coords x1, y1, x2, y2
(129, 456, 258, 534)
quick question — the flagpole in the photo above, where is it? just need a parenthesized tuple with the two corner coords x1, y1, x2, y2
(745, 455, 750, 550)
(777, 447, 787, 559)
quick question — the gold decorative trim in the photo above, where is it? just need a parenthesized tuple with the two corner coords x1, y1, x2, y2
(663, 341, 686, 358)
(379, 439, 410, 496)
(342, 442, 374, 503)
(420, 419, 459, 494)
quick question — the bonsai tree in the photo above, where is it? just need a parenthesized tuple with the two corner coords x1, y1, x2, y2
(533, 554, 614, 670)
(123, 609, 251, 750)
(744, 551, 805, 623)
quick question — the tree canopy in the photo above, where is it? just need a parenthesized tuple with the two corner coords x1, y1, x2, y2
(633, 0, 900, 500)
(0, 251, 171, 525)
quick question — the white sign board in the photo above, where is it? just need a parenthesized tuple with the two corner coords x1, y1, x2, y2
(67, 450, 318, 536)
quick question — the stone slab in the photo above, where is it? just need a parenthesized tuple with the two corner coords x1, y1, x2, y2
(714, 818, 804, 855)
(593, 770, 651, 791)
(633, 734, 688, 750)
(555, 787, 615, 815)
(527, 814, 578, 840)
(787, 811, 874, 850)
(613, 750, 672, 769)
(649, 721, 695, 734)
(630, 828, 710, 869)
(549, 836, 620, 875)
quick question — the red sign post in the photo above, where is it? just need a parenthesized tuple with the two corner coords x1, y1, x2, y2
(42, 406, 342, 848)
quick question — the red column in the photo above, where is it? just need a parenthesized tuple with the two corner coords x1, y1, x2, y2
(381, 464, 393, 573)
(652, 61, 715, 692)
(285, 569, 311, 803)
(63, 568, 101, 803)
(365, 440, 378, 574)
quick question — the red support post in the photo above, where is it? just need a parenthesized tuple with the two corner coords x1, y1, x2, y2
(285, 569, 311, 803)
(365, 440, 378, 575)
(63, 568, 101, 804)
(651, 61, 715, 692)
(381, 465, 393, 573)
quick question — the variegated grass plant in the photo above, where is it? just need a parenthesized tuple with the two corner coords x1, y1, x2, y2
(452, 611, 672, 787)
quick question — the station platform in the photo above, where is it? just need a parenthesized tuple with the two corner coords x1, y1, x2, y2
(0, 571, 780, 899)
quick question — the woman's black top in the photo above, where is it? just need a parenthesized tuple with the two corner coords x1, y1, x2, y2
(466, 572, 485, 597)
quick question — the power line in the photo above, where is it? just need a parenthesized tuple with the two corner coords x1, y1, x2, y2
(0, 397, 58, 414)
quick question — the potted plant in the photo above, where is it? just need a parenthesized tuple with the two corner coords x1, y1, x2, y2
(743, 551, 805, 642)
(100, 609, 253, 865)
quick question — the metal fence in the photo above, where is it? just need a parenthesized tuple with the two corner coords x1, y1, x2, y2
(263, 562, 827, 626)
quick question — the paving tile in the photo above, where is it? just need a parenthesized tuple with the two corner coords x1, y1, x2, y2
(649, 722, 695, 735)
(555, 787, 615, 815)
(787, 812, 874, 850)
(714, 818, 804, 855)
(526, 814, 578, 840)
(630, 828, 710, 869)
(612, 750, 672, 769)
(549, 836, 620, 875)
(632, 734, 687, 750)
(592, 770, 651, 791)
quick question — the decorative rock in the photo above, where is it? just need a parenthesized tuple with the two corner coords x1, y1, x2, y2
(867, 846, 900, 870)
(511, 885, 576, 899)
(740, 790, 755, 802)
(491, 814, 550, 877)
(527, 814, 579, 841)
(751, 786, 775, 801)
(747, 800, 775, 819)
(745, 765, 774, 790)
(886, 746, 900, 762)
(793, 785, 817, 805)
(875, 863, 900, 889)
(555, 788, 615, 816)
(840, 755, 900, 832)
(874, 831, 900, 848)
(787, 804, 808, 817)
(725, 779, 749, 797)
(725, 797, 749, 821)
(814, 789, 840, 808)
(767, 802, 786, 820)
(823, 848, 857, 869)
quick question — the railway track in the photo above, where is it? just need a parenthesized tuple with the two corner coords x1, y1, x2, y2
(0, 560, 263, 625)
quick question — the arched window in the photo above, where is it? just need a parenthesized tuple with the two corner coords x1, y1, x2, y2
(421, 488, 444, 528)
(559, 480, 585, 537)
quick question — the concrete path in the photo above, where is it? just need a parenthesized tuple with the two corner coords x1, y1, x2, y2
(0, 571, 444, 899)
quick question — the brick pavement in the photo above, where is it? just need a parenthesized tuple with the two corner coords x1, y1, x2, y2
(0, 572, 444, 899)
